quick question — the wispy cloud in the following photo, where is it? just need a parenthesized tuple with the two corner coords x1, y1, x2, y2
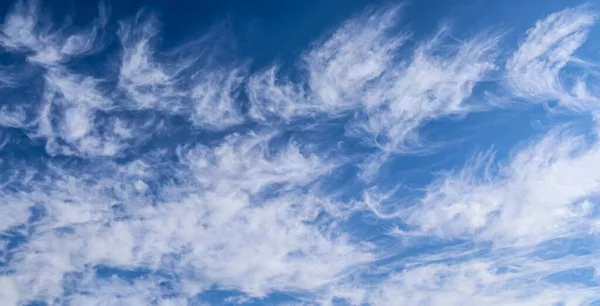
(1, 0, 600, 305)
(190, 67, 247, 129)
(404, 125, 600, 247)
(249, 8, 499, 153)
(506, 5, 598, 110)
(0, 133, 369, 303)
(0, 0, 107, 65)
(365, 255, 600, 306)
(117, 11, 184, 110)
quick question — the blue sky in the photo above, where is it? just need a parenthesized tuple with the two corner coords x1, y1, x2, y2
(1, 0, 600, 305)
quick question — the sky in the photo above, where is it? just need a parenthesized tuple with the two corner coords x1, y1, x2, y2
(1, 0, 600, 305)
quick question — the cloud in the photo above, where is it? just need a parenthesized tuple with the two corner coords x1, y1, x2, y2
(247, 7, 406, 122)
(364, 256, 600, 306)
(403, 124, 600, 247)
(506, 5, 599, 110)
(116, 12, 247, 129)
(65, 277, 185, 306)
(246, 7, 499, 182)
(190, 67, 247, 129)
(246, 66, 310, 122)
(302, 6, 407, 114)
(0, 0, 107, 65)
(1, 1, 600, 305)
(0, 133, 370, 304)
(0, 105, 27, 128)
(352, 27, 499, 151)
(36, 68, 129, 156)
(116, 11, 182, 110)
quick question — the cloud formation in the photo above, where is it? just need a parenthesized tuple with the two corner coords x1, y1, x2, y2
(0, 1, 600, 305)
(506, 5, 598, 110)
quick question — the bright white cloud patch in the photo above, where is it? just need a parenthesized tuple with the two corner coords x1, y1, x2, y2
(405, 126, 600, 246)
(1, 1, 600, 305)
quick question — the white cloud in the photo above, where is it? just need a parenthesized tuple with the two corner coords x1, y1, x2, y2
(246, 66, 310, 122)
(190, 67, 247, 129)
(1, 2, 600, 306)
(247, 7, 405, 121)
(117, 12, 247, 130)
(354, 27, 498, 151)
(180, 132, 332, 193)
(0, 0, 107, 65)
(506, 5, 598, 109)
(0, 195, 31, 232)
(0, 0, 40, 52)
(36, 68, 126, 156)
(0, 105, 27, 128)
(365, 257, 599, 306)
(321, 243, 600, 305)
(0, 277, 20, 306)
(402, 125, 600, 247)
(117, 12, 182, 110)
(0, 134, 370, 304)
(246, 7, 406, 122)
(303, 6, 406, 114)
(248, 8, 499, 160)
